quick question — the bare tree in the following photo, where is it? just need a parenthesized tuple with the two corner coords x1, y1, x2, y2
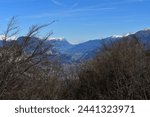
(0, 17, 62, 99)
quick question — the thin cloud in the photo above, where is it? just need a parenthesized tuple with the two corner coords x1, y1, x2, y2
(22, 6, 114, 20)
(71, 2, 79, 9)
(69, 6, 115, 13)
(70, 0, 80, 9)
(51, 0, 65, 7)
(101, 0, 145, 6)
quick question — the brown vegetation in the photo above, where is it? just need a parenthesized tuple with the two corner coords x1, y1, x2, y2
(70, 36, 150, 100)
(0, 18, 150, 99)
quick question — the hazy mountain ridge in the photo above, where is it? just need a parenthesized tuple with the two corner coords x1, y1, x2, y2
(0, 29, 150, 63)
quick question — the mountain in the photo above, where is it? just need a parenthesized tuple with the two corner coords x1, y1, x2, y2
(58, 29, 150, 63)
(64, 40, 101, 62)
(1, 29, 150, 63)
(134, 29, 150, 48)
(46, 38, 74, 53)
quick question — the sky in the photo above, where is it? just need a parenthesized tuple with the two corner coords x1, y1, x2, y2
(0, 0, 150, 43)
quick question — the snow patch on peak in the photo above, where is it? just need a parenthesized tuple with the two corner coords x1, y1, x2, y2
(111, 35, 123, 38)
(48, 37, 65, 41)
(0, 35, 17, 40)
(143, 28, 150, 31)
(111, 33, 134, 38)
(124, 33, 134, 36)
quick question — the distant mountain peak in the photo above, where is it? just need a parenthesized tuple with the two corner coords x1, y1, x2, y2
(48, 37, 66, 41)
(111, 33, 133, 38)
(143, 28, 150, 31)
(0, 35, 17, 41)
(1, 28, 150, 63)
(111, 35, 123, 38)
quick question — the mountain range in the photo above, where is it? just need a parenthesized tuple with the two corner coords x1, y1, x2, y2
(0, 29, 150, 63)
(48, 29, 150, 63)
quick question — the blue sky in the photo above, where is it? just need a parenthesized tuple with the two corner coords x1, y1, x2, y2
(0, 0, 150, 43)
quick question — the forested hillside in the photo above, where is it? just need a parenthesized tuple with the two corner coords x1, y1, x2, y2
(0, 18, 150, 99)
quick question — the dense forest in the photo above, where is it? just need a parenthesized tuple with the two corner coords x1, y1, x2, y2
(0, 18, 150, 100)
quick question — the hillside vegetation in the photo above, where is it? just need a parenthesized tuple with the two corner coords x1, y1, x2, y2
(0, 18, 150, 99)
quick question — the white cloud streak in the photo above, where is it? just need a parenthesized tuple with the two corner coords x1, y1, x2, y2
(22, 6, 114, 20)
(51, 0, 65, 7)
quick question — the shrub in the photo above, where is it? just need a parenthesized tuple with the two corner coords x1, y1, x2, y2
(75, 36, 150, 99)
